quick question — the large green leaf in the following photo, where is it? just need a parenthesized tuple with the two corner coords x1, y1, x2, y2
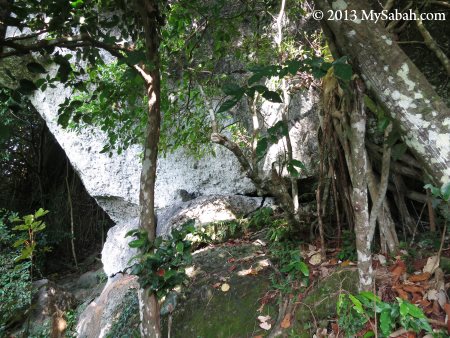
(290, 159, 306, 170)
(222, 83, 244, 96)
(217, 98, 239, 114)
(363, 95, 378, 114)
(256, 137, 268, 159)
(333, 63, 352, 82)
(441, 182, 450, 201)
(27, 62, 47, 74)
(349, 294, 364, 314)
(18, 79, 38, 94)
(262, 90, 282, 103)
(128, 238, 147, 248)
(268, 121, 288, 140)
(35, 208, 49, 218)
(380, 309, 392, 336)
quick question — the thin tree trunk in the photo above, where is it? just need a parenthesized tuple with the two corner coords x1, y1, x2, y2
(276, 0, 300, 221)
(135, 0, 162, 337)
(348, 79, 372, 290)
(65, 159, 78, 269)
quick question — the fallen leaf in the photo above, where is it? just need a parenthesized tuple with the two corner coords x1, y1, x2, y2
(238, 268, 254, 276)
(320, 266, 330, 278)
(402, 285, 424, 294)
(444, 303, 450, 333)
(227, 258, 235, 263)
(329, 258, 338, 265)
(391, 260, 406, 281)
(433, 300, 441, 316)
(259, 321, 271, 330)
(253, 239, 266, 246)
(419, 299, 431, 308)
(341, 260, 351, 267)
(411, 292, 422, 303)
(423, 256, 439, 274)
(408, 272, 431, 282)
(221, 283, 230, 292)
(394, 287, 410, 300)
(257, 303, 265, 313)
(228, 265, 236, 272)
(437, 290, 447, 308)
(212, 282, 221, 288)
(257, 315, 271, 322)
(309, 253, 322, 265)
(331, 323, 339, 334)
(280, 314, 291, 329)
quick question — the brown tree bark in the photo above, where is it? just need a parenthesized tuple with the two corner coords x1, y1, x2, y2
(315, 0, 450, 187)
(135, 0, 162, 337)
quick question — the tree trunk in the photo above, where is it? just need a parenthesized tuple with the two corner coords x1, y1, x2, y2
(135, 0, 162, 337)
(348, 79, 372, 290)
(315, 0, 450, 186)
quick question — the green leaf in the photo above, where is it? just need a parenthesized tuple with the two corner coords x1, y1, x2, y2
(125, 229, 141, 238)
(363, 331, 375, 338)
(222, 83, 244, 96)
(337, 294, 345, 315)
(13, 238, 27, 248)
(176, 242, 184, 253)
(424, 184, 441, 198)
(126, 50, 147, 65)
(15, 245, 33, 262)
(268, 121, 288, 139)
(35, 208, 49, 219)
(378, 117, 390, 132)
(128, 238, 147, 248)
(298, 261, 309, 276)
(398, 299, 408, 316)
(359, 291, 381, 302)
(349, 294, 364, 314)
(333, 63, 352, 82)
(286, 60, 302, 75)
(248, 73, 263, 85)
(18, 79, 38, 94)
(380, 309, 392, 336)
(363, 95, 378, 114)
(217, 98, 239, 114)
(391, 143, 408, 161)
(256, 137, 268, 159)
(70, 0, 84, 8)
(404, 302, 425, 319)
(440, 182, 450, 201)
(287, 164, 299, 178)
(12, 224, 29, 231)
(290, 159, 306, 170)
(27, 62, 47, 74)
(262, 90, 282, 103)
